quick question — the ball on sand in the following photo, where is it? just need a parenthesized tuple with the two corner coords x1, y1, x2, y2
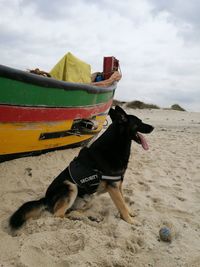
(159, 227, 172, 242)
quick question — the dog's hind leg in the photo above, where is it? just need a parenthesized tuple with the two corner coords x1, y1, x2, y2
(106, 182, 134, 224)
(53, 181, 78, 218)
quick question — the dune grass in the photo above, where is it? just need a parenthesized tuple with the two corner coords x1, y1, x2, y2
(170, 104, 186, 111)
(126, 100, 160, 109)
(113, 99, 186, 111)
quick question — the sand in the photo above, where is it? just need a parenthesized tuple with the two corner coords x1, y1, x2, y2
(0, 108, 200, 267)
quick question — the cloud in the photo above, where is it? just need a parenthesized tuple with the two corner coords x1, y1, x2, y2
(149, 0, 200, 42)
(150, 0, 200, 26)
(20, 0, 74, 20)
(0, 0, 199, 111)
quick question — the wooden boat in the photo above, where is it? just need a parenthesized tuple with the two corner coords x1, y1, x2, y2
(0, 60, 120, 161)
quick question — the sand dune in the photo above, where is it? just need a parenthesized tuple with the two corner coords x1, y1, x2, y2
(0, 108, 200, 267)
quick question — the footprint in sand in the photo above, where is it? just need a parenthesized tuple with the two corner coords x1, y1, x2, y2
(105, 220, 144, 255)
(176, 196, 186, 202)
(137, 181, 150, 191)
(150, 197, 163, 204)
(185, 256, 200, 267)
(152, 201, 193, 221)
(125, 235, 145, 253)
(21, 245, 59, 267)
(20, 230, 86, 267)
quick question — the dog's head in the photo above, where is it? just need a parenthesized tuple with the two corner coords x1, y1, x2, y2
(109, 105, 154, 150)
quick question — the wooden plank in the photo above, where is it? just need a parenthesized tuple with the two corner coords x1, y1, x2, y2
(0, 100, 112, 122)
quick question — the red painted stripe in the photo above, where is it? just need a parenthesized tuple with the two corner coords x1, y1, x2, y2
(0, 100, 112, 122)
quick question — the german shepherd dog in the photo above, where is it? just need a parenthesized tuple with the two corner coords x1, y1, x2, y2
(9, 106, 154, 230)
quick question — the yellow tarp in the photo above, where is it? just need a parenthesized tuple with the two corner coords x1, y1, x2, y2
(50, 52, 91, 83)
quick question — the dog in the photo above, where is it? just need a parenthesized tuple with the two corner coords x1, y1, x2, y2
(9, 106, 154, 230)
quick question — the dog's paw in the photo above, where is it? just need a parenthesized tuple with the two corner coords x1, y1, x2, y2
(123, 216, 141, 226)
(127, 218, 135, 225)
(87, 215, 103, 223)
(129, 210, 138, 218)
(67, 210, 85, 221)
(122, 215, 134, 225)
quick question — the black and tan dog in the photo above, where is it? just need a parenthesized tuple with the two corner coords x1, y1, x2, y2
(9, 106, 154, 230)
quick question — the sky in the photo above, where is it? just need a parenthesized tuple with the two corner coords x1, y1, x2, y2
(0, 0, 200, 111)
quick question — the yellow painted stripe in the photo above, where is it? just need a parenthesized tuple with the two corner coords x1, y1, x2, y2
(0, 116, 106, 155)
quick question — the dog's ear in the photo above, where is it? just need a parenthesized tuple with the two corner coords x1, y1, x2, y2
(109, 105, 127, 122)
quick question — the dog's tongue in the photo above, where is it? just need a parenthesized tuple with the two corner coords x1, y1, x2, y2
(137, 132, 149, 150)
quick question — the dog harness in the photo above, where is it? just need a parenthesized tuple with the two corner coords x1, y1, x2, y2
(68, 157, 123, 195)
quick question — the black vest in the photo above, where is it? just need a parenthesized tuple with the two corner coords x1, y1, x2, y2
(68, 158, 123, 196)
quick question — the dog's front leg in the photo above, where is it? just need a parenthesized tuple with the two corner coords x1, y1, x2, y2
(106, 182, 134, 224)
(119, 181, 136, 218)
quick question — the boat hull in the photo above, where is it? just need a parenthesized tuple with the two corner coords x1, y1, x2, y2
(0, 65, 117, 161)
(0, 115, 106, 161)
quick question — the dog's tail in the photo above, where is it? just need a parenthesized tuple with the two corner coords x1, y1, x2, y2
(9, 197, 46, 230)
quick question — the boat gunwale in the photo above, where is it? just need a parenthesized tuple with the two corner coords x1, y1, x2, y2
(0, 64, 117, 94)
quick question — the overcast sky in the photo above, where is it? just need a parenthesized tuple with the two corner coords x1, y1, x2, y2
(0, 0, 200, 111)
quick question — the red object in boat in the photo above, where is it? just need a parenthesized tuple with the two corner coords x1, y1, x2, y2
(103, 57, 119, 80)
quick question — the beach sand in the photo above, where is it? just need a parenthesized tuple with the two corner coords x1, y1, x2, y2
(0, 108, 200, 267)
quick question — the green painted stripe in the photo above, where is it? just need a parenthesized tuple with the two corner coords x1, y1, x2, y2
(0, 77, 115, 107)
